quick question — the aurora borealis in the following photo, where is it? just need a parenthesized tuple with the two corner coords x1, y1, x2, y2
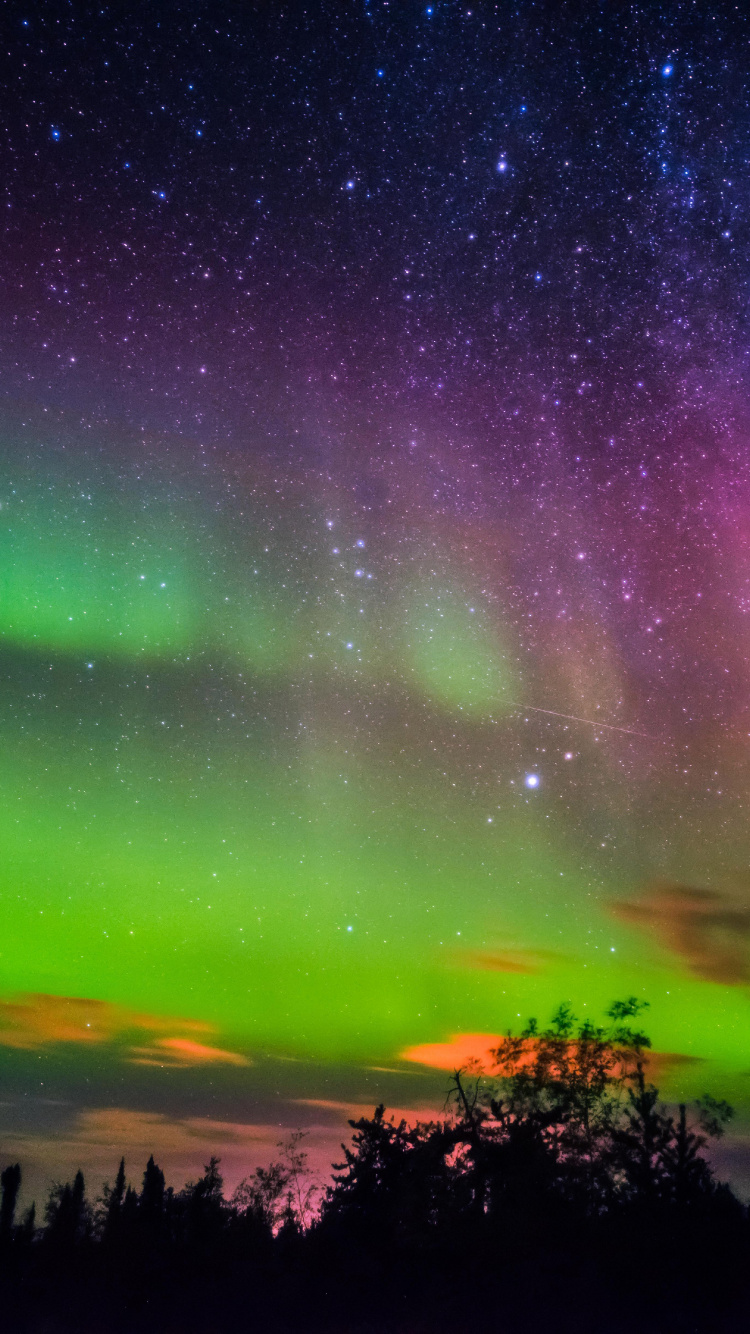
(2, 1, 750, 1200)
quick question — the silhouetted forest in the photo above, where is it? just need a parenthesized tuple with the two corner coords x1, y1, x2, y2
(2, 1001, 749, 1333)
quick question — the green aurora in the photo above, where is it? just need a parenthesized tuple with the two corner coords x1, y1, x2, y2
(0, 422, 748, 1096)
(1, 414, 750, 1217)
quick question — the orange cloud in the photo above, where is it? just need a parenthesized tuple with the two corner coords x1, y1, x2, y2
(401, 1032, 703, 1090)
(612, 881, 750, 985)
(0, 992, 210, 1049)
(129, 1038, 250, 1068)
(0, 993, 248, 1067)
(402, 1033, 503, 1071)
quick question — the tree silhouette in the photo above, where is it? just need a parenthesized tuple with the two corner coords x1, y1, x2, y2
(0, 1164, 21, 1239)
(0, 1001, 745, 1334)
(613, 1062, 673, 1203)
(233, 1159, 290, 1235)
(178, 1156, 229, 1255)
(668, 1101, 722, 1206)
(99, 1157, 127, 1244)
(614, 1071, 733, 1210)
(139, 1154, 165, 1226)
(475, 997, 653, 1211)
(322, 1104, 458, 1248)
(44, 1170, 91, 1252)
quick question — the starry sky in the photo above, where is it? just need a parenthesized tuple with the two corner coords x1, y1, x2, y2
(2, 0, 750, 1201)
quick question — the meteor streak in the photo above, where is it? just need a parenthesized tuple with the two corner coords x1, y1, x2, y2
(508, 704, 652, 739)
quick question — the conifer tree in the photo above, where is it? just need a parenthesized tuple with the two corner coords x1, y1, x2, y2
(139, 1155, 165, 1226)
(0, 1164, 21, 1238)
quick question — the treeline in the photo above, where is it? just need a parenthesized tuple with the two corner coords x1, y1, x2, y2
(1, 1000, 749, 1333)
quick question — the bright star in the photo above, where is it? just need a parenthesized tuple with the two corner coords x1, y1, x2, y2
(525, 774, 540, 788)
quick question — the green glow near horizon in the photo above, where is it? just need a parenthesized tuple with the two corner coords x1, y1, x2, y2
(1, 433, 749, 1099)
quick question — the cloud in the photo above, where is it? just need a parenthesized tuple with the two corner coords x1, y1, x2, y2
(458, 948, 558, 974)
(0, 1105, 379, 1207)
(612, 881, 750, 985)
(0, 993, 248, 1066)
(0, 993, 211, 1049)
(0, 1107, 298, 1207)
(72, 1108, 279, 1152)
(640, 1051, 705, 1084)
(129, 1038, 250, 1068)
(401, 1033, 503, 1071)
(401, 1033, 704, 1089)
(293, 1098, 440, 1125)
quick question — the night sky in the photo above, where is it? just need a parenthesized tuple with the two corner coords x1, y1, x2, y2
(2, 0, 750, 1202)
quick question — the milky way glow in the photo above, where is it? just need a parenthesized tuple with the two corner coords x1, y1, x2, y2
(2, 2, 750, 1200)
